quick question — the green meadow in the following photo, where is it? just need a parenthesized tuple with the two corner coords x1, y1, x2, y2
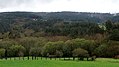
(0, 58, 119, 67)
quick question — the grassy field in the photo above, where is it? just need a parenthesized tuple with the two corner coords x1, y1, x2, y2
(0, 58, 119, 67)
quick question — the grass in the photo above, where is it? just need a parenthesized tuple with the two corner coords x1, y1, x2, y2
(0, 58, 119, 67)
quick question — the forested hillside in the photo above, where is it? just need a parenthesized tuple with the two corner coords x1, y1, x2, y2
(0, 12, 119, 59)
(0, 12, 117, 34)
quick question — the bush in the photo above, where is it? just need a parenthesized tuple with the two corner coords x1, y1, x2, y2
(0, 48, 5, 59)
(72, 48, 89, 60)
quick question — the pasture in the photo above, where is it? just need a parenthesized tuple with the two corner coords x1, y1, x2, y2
(0, 58, 119, 67)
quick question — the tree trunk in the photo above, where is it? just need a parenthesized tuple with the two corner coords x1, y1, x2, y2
(19, 57, 20, 60)
(5, 50, 7, 60)
(14, 57, 16, 60)
(69, 57, 70, 60)
(55, 57, 56, 60)
(28, 56, 29, 60)
(45, 57, 47, 60)
(35, 56, 36, 60)
(73, 57, 75, 61)
(37, 57, 38, 60)
(59, 57, 60, 60)
(32, 56, 33, 60)
(23, 57, 24, 60)
(80, 57, 84, 61)
(87, 57, 89, 61)
(64, 57, 65, 60)
(78, 57, 80, 60)
(41, 56, 42, 60)
(10, 57, 11, 60)
(50, 57, 52, 60)
(5, 57, 7, 60)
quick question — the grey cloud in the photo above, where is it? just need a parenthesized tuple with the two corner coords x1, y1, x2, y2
(111, 0, 119, 3)
(0, 0, 55, 8)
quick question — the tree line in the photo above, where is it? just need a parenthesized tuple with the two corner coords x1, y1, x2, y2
(0, 37, 95, 60)
(0, 12, 119, 61)
(0, 36, 119, 60)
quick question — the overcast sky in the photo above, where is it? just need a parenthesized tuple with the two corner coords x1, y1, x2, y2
(0, 0, 119, 13)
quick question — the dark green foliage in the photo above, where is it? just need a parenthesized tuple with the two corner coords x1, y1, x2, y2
(0, 48, 5, 58)
(42, 41, 64, 57)
(0, 12, 115, 38)
(94, 44, 108, 57)
(72, 48, 89, 57)
(9, 45, 25, 57)
(105, 20, 114, 31)
(109, 29, 119, 41)
(0, 12, 119, 59)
